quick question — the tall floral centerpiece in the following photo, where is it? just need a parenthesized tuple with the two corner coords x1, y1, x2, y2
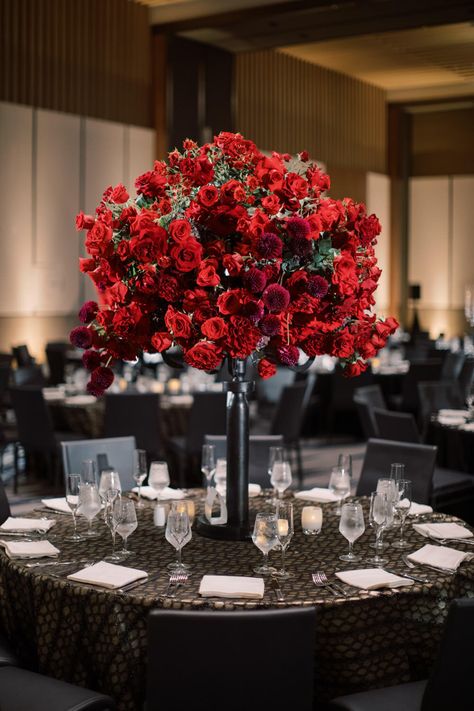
(72, 131, 397, 539)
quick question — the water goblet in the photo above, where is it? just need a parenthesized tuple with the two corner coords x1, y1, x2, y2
(78, 482, 101, 538)
(329, 466, 351, 515)
(114, 498, 138, 559)
(148, 461, 170, 499)
(65, 474, 82, 541)
(133, 449, 147, 508)
(392, 479, 412, 549)
(366, 492, 388, 565)
(274, 501, 294, 579)
(266, 446, 285, 503)
(201, 444, 216, 490)
(252, 513, 279, 575)
(270, 461, 292, 500)
(339, 502, 365, 562)
(165, 508, 191, 573)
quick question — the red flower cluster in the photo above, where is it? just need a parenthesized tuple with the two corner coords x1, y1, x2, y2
(72, 134, 397, 394)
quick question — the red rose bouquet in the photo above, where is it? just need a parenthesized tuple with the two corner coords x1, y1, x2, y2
(72, 132, 398, 396)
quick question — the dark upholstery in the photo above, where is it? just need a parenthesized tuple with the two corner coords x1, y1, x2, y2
(391, 360, 443, 414)
(373, 408, 421, 443)
(417, 380, 463, 431)
(0, 666, 115, 710)
(104, 393, 162, 459)
(204, 434, 284, 487)
(45, 342, 69, 386)
(441, 351, 465, 380)
(326, 681, 427, 711)
(13, 365, 46, 387)
(0, 633, 17, 666)
(0, 475, 11, 524)
(12, 344, 35, 368)
(147, 608, 316, 711)
(458, 357, 474, 400)
(61, 437, 136, 490)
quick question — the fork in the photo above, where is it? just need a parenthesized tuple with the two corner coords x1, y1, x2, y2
(427, 535, 474, 546)
(403, 554, 456, 575)
(312, 571, 342, 597)
(165, 572, 188, 598)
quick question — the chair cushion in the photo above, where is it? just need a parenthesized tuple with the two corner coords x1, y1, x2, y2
(0, 633, 18, 666)
(433, 467, 474, 495)
(0, 666, 115, 711)
(326, 679, 427, 711)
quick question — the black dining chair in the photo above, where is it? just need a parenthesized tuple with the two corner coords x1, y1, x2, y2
(61, 436, 137, 490)
(45, 341, 70, 386)
(0, 475, 11, 525)
(417, 381, 464, 431)
(204, 434, 284, 488)
(0, 633, 18, 667)
(353, 385, 386, 440)
(147, 608, 316, 711)
(457, 356, 474, 401)
(373, 408, 421, 443)
(390, 360, 443, 415)
(13, 365, 47, 388)
(326, 597, 474, 711)
(441, 351, 465, 381)
(104, 392, 162, 461)
(11, 344, 35, 368)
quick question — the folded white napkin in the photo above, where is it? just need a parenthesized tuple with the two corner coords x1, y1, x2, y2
(217, 484, 262, 498)
(41, 498, 72, 514)
(460, 423, 474, 432)
(437, 415, 467, 427)
(335, 569, 414, 590)
(0, 517, 55, 533)
(63, 395, 96, 406)
(438, 409, 469, 419)
(67, 561, 148, 589)
(42, 388, 65, 401)
(407, 543, 471, 571)
(413, 522, 473, 540)
(199, 575, 264, 599)
(294, 488, 338, 503)
(132, 486, 185, 501)
(0, 540, 60, 559)
(408, 502, 433, 516)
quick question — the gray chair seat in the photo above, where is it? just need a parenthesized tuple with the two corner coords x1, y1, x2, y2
(0, 633, 18, 666)
(327, 680, 427, 711)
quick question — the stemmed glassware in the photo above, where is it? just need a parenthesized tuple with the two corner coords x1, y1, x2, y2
(165, 507, 191, 573)
(78, 483, 101, 538)
(274, 502, 294, 579)
(270, 461, 292, 500)
(65, 474, 82, 541)
(201, 444, 216, 492)
(366, 492, 388, 566)
(339, 502, 365, 562)
(214, 458, 227, 494)
(133, 449, 148, 508)
(266, 446, 285, 503)
(392, 479, 412, 549)
(372, 477, 397, 548)
(99, 468, 122, 503)
(81, 459, 97, 486)
(104, 488, 121, 561)
(148, 461, 170, 499)
(113, 498, 138, 559)
(329, 466, 351, 515)
(252, 513, 279, 575)
(390, 462, 405, 486)
(337, 453, 352, 480)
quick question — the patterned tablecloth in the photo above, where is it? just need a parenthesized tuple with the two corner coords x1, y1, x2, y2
(1, 493, 473, 711)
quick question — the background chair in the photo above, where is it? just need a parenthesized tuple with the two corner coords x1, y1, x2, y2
(0, 475, 11, 524)
(373, 408, 421, 443)
(204, 434, 284, 488)
(441, 351, 465, 381)
(45, 341, 70, 386)
(417, 380, 464, 432)
(457, 357, 474, 401)
(390, 360, 443, 415)
(147, 608, 316, 711)
(11, 344, 35, 368)
(104, 392, 162, 461)
(326, 597, 474, 711)
(353, 384, 386, 440)
(13, 365, 47, 387)
(61, 436, 136, 490)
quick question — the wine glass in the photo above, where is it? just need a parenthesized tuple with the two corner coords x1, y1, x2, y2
(65, 474, 82, 541)
(104, 488, 121, 561)
(328, 466, 351, 515)
(114, 498, 138, 559)
(165, 508, 191, 573)
(81, 459, 97, 486)
(266, 446, 285, 503)
(215, 458, 227, 494)
(270, 461, 292, 500)
(201, 444, 216, 490)
(339, 502, 365, 562)
(392, 479, 412, 549)
(99, 468, 122, 503)
(133, 449, 147, 508)
(274, 501, 294, 579)
(337, 453, 352, 481)
(390, 462, 405, 486)
(78, 483, 101, 538)
(372, 477, 397, 548)
(366, 492, 388, 566)
(148, 461, 170, 499)
(252, 513, 279, 575)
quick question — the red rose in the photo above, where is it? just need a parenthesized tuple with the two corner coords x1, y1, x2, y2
(331, 330, 355, 359)
(184, 341, 222, 371)
(164, 307, 192, 340)
(150, 332, 173, 352)
(258, 358, 277, 379)
(182, 289, 208, 313)
(303, 333, 328, 357)
(135, 170, 167, 198)
(261, 194, 281, 215)
(201, 317, 227, 340)
(222, 253, 243, 276)
(220, 179, 246, 205)
(109, 183, 129, 204)
(286, 172, 308, 199)
(169, 219, 192, 242)
(112, 303, 147, 339)
(157, 274, 181, 302)
(75, 212, 95, 231)
(225, 316, 260, 358)
(332, 254, 358, 296)
(197, 261, 220, 287)
(116, 241, 130, 261)
(85, 221, 113, 257)
(343, 360, 368, 377)
(357, 214, 381, 246)
(170, 239, 203, 272)
(79, 258, 96, 273)
(217, 289, 242, 315)
(197, 185, 219, 208)
(130, 225, 167, 263)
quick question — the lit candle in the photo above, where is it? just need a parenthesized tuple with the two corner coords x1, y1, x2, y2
(167, 378, 181, 394)
(175, 499, 195, 525)
(277, 519, 289, 537)
(301, 506, 322, 535)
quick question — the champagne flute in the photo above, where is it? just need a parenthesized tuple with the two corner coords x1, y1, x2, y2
(165, 508, 191, 573)
(148, 461, 170, 499)
(65, 474, 82, 541)
(270, 461, 292, 500)
(266, 446, 285, 503)
(274, 501, 294, 579)
(114, 498, 138, 559)
(390, 462, 405, 486)
(133, 449, 147, 508)
(337, 453, 352, 481)
(252, 513, 279, 575)
(81, 459, 97, 486)
(392, 479, 412, 549)
(78, 482, 101, 538)
(366, 492, 388, 565)
(328, 466, 351, 515)
(201, 444, 216, 490)
(339, 502, 365, 562)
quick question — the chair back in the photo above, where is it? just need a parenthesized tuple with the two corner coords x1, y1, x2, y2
(205, 435, 284, 487)
(458, 357, 474, 400)
(13, 365, 46, 388)
(417, 381, 463, 428)
(11, 345, 34, 368)
(257, 367, 294, 404)
(421, 598, 474, 711)
(0, 364, 12, 410)
(10, 387, 56, 450)
(400, 360, 443, 412)
(45, 342, 69, 386)
(353, 397, 379, 439)
(61, 436, 136, 490)
(185, 393, 227, 454)
(271, 381, 309, 442)
(373, 408, 421, 444)
(441, 351, 464, 381)
(146, 608, 315, 711)
(357, 438, 436, 504)
(0, 477, 11, 525)
(104, 393, 161, 458)
(354, 384, 386, 409)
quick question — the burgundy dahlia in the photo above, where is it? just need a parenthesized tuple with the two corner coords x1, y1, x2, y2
(78, 300, 99, 324)
(291, 236, 312, 257)
(244, 267, 267, 294)
(262, 284, 290, 313)
(82, 349, 102, 371)
(308, 275, 329, 298)
(242, 300, 264, 324)
(70, 326, 93, 349)
(286, 216, 311, 240)
(259, 314, 281, 336)
(89, 366, 114, 390)
(277, 345, 300, 366)
(86, 381, 105, 397)
(257, 232, 283, 259)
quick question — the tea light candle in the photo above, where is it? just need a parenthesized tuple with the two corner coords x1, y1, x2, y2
(167, 378, 181, 394)
(154, 503, 169, 527)
(301, 506, 322, 535)
(175, 499, 196, 525)
(277, 519, 289, 537)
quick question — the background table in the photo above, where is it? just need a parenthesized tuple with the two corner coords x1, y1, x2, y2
(1, 493, 473, 711)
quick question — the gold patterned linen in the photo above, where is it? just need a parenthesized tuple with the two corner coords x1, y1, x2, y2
(0, 493, 473, 711)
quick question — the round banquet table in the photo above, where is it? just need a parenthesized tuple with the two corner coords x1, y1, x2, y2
(427, 418, 474, 474)
(1, 493, 474, 711)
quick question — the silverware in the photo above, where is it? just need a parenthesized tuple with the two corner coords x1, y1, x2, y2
(402, 554, 456, 575)
(270, 576, 285, 601)
(427, 535, 474, 546)
(117, 573, 160, 593)
(383, 567, 430, 584)
(0, 531, 46, 538)
(25, 559, 94, 568)
(164, 572, 188, 598)
(312, 571, 338, 596)
(34, 508, 71, 516)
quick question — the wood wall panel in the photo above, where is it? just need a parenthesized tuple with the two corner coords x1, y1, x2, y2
(366, 172, 391, 313)
(235, 50, 387, 175)
(0, 0, 152, 126)
(452, 176, 474, 308)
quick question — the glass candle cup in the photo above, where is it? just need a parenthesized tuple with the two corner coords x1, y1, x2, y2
(301, 506, 323, 535)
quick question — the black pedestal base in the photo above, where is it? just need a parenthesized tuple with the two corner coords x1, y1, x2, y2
(196, 515, 251, 541)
